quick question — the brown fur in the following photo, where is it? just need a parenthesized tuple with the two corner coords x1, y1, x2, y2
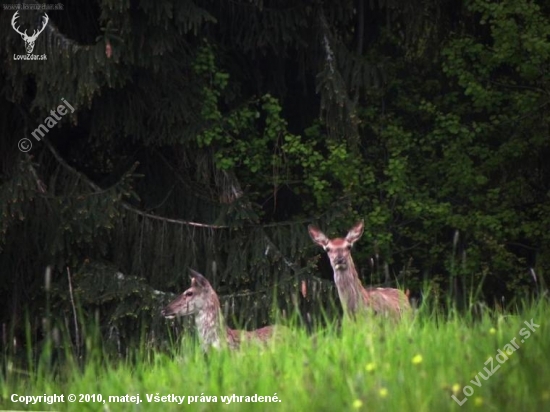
(308, 220, 412, 319)
(161, 269, 280, 351)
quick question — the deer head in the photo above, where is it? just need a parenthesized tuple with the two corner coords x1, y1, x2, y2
(161, 269, 215, 319)
(11, 11, 49, 54)
(308, 220, 364, 271)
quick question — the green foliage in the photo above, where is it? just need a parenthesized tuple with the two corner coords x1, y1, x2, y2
(0, 159, 37, 248)
(332, 0, 550, 294)
(2, 0, 550, 354)
(193, 43, 278, 185)
(191, 43, 366, 215)
(1, 302, 549, 411)
(437, 0, 550, 285)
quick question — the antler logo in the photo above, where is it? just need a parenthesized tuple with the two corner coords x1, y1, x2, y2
(11, 11, 49, 54)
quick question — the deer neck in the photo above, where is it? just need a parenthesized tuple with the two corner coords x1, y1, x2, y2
(194, 296, 227, 350)
(332, 258, 366, 315)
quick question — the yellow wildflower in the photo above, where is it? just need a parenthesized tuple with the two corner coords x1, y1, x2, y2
(365, 362, 376, 372)
(412, 354, 423, 364)
(352, 399, 363, 409)
(474, 397, 483, 406)
(489, 327, 497, 335)
(379, 388, 388, 398)
(452, 383, 461, 394)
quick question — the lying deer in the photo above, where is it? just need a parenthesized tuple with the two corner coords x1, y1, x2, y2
(308, 220, 411, 319)
(161, 269, 281, 351)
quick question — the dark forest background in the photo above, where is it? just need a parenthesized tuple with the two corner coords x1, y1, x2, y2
(1, 0, 549, 351)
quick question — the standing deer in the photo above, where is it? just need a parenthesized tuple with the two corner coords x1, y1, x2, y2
(161, 269, 281, 351)
(308, 220, 411, 319)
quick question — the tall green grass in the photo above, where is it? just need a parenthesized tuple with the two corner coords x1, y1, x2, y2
(1, 300, 549, 411)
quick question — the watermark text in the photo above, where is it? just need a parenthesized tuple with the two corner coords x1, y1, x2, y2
(452, 318, 540, 406)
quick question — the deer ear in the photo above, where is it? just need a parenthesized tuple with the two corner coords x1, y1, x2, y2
(345, 220, 364, 245)
(308, 224, 329, 247)
(189, 269, 209, 288)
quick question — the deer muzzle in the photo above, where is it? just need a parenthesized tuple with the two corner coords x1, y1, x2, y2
(334, 257, 347, 270)
(161, 307, 176, 319)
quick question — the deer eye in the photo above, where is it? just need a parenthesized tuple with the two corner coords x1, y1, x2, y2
(346, 245, 352, 250)
(324, 247, 331, 252)
(185, 291, 193, 297)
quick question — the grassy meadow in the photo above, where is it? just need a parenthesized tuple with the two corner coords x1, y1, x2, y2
(1, 300, 549, 412)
